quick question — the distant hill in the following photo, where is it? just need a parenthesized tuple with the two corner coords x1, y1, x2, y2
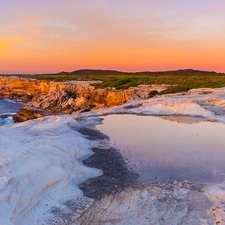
(56, 69, 125, 75)
(55, 69, 218, 76)
(175, 69, 217, 74)
(18, 68, 225, 94)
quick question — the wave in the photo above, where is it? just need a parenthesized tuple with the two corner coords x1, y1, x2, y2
(0, 99, 22, 124)
(2, 99, 19, 103)
(0, 117, 13, 126)
(0, 112, 16, 116)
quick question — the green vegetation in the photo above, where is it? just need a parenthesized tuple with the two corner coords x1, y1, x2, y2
(65, 91, 77, 99)
(82, 101, 96, 111)
(148, 90, 159, 98)
(4, 69, 225, 94)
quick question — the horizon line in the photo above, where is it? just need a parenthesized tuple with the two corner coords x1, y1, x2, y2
(0, 68, 224, 75)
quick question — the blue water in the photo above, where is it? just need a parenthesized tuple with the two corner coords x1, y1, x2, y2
(0, 99, 23, 126)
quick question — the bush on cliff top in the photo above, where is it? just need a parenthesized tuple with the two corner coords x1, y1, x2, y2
(5, 69, 225, 94)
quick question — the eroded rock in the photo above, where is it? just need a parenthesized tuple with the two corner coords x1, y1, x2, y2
(13, 106, 52, 122)
(76, 182, 214, 225)
(0, 77, 135, 121)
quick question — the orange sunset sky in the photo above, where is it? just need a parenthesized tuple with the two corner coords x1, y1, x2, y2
(0, 0, 225, 73)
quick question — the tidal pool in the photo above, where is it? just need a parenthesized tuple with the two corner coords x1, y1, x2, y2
(97, 114, 225, 183)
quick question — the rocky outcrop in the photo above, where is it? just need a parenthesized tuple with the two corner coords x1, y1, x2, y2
(0, 76, 66, 97)
(128, 84, 169, 99)
(0, 76, 135, 121)
(28, 91, 90, 114)
(46, 182, 214, 225)
(0, 76, 169, 122)
(12, 106, 53, 122)
(0, 76, 134, 106)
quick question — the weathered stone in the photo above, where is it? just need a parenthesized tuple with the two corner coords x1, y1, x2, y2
(13, 106, 52, 122)
(0, 76, 135, 121)
(0, 76, 169, 122)
(76, 183, 214, 225)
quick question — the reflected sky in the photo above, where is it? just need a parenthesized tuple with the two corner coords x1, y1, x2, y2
(97, 114, 225, 183)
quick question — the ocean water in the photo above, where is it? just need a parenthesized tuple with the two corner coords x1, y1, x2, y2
(0, 99, 22, 126)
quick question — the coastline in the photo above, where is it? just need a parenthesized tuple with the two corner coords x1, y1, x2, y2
(0, 76, 168, 122)
(1, 81, 225, 223)
(1, 112, 225, 224)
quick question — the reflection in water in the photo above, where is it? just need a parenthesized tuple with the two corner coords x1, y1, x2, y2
(97, 114, 225, 183)
(159, 115, 209, 124)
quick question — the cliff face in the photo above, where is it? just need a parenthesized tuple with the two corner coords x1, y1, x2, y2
(0, 76, 169, 122)
(0, 76, 133, 106)
(0, 76, 134, 121)
(0, 76, 66, 100)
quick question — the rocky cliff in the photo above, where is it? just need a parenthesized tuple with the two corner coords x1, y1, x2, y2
(0, 76, 134, 121)
(0, 76, 168, 122)
(0, 76, 66, 101)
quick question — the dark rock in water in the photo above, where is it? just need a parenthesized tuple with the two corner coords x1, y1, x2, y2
(0, 114, 13, 118)
(13, 106, 53, 122)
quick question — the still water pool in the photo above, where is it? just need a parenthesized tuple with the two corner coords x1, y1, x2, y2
(97, 114, 225, 183)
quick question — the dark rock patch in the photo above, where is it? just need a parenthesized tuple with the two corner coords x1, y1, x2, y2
(76, 127, 108, 140)
(79, 147, 139, 201)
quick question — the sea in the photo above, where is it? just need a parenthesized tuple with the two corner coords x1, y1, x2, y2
(0, 99, 23, 126)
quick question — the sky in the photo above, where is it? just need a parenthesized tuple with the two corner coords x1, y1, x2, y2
(0, 0, 225, 73)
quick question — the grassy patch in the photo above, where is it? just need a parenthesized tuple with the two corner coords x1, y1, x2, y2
(3, 69, 225, 94)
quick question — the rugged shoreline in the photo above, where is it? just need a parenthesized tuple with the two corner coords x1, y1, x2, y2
(2, 77, 225, 223)
(0, 76, 168, 122)
(0, 76, 133, 122)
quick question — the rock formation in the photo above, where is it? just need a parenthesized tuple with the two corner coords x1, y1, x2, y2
(0, 76, 134, 121)
(0, 76, 168, 122)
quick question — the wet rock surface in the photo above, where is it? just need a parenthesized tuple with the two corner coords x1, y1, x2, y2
(77, 127, 138, 200)
(76, 127, 108, 140)
(79, 147, 139, 200)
